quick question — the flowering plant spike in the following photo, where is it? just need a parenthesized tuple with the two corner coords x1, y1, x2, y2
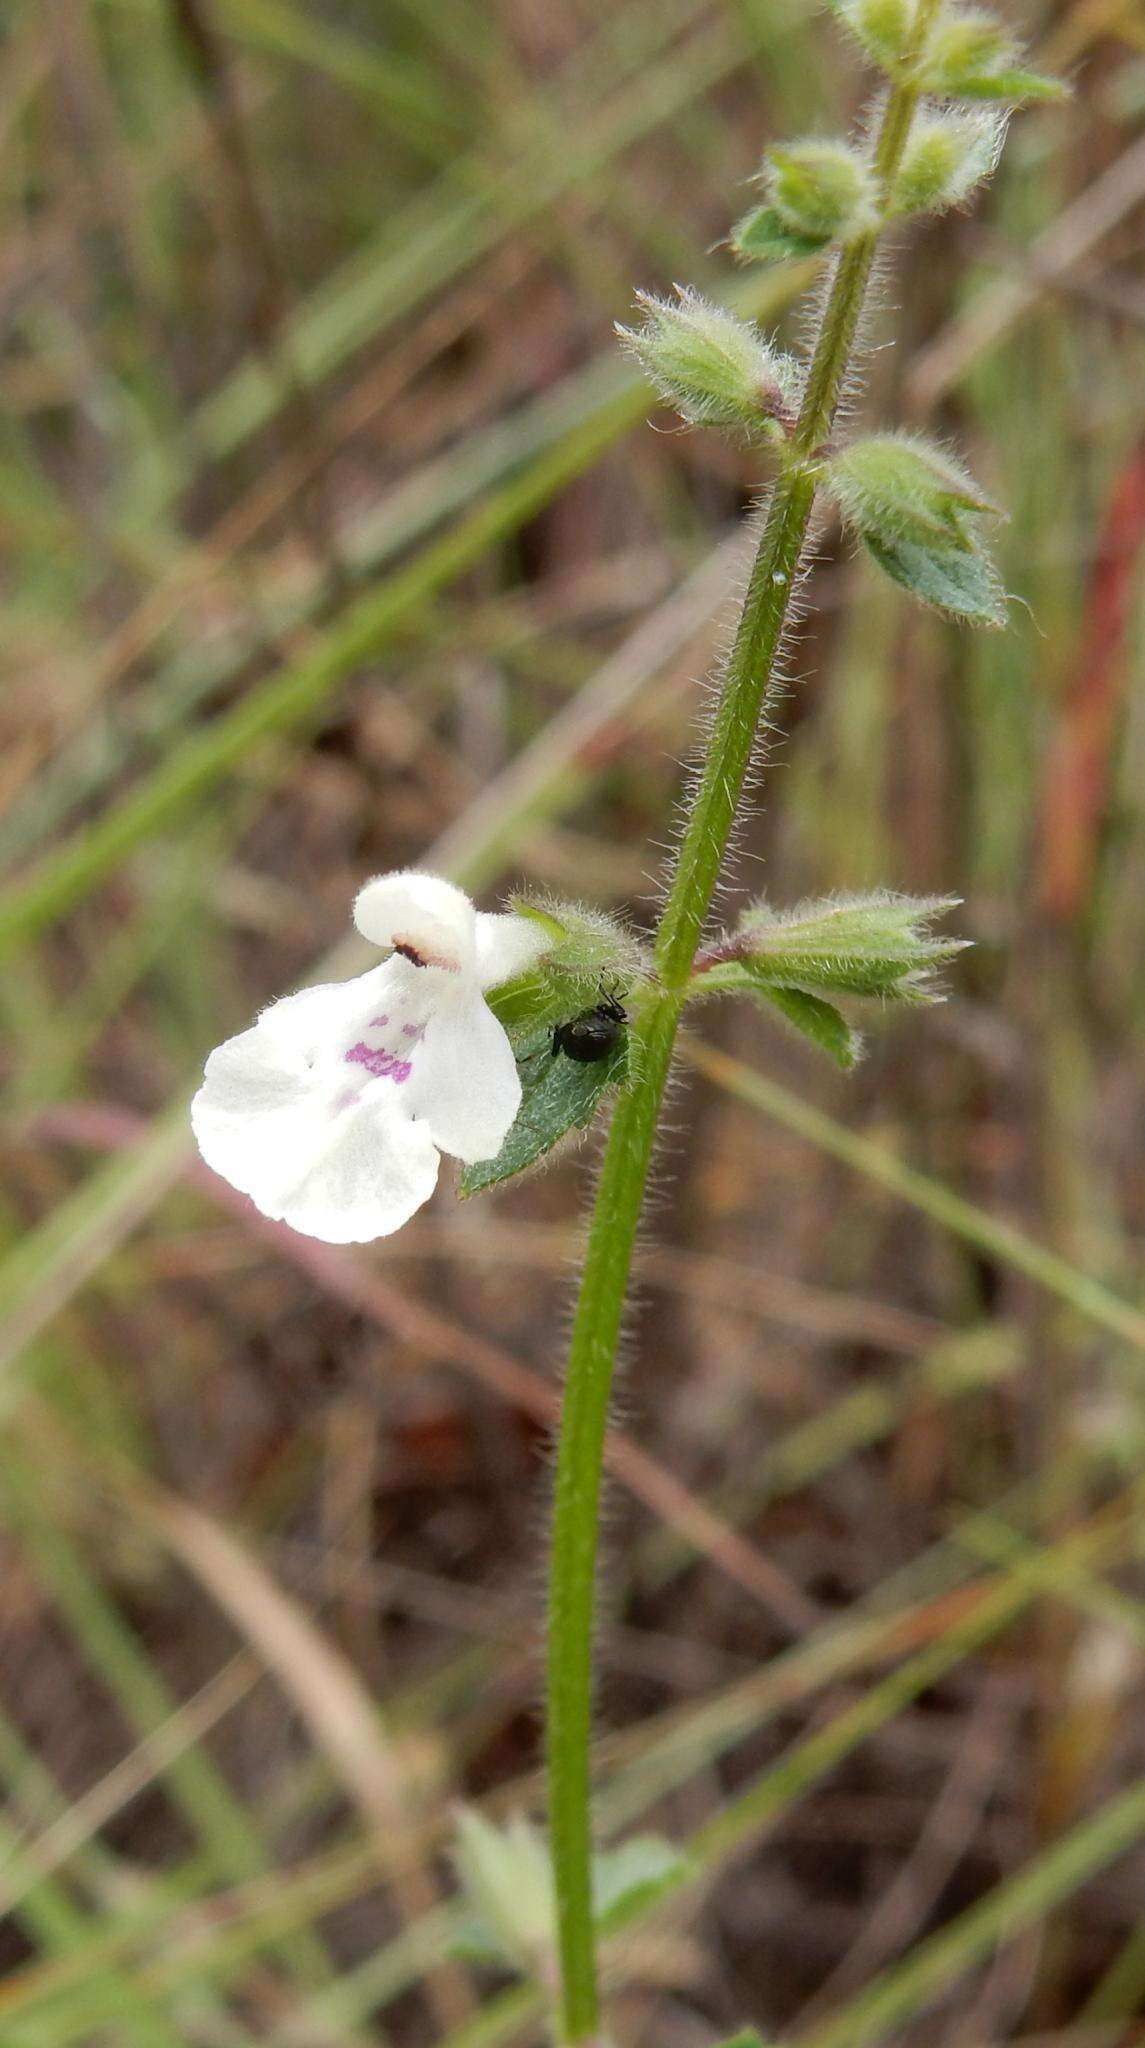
(184, 0, 1065, 2031)
(191, 873, 553, 1242)
(539, 3, 1066, 2039)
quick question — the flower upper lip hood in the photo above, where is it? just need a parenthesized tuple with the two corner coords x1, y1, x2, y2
(191, 872, 550, 1245)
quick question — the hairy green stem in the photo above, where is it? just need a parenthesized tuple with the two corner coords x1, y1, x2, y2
(546, 27, 939, 2042)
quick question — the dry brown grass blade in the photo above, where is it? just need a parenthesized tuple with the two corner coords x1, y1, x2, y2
(0, 1655, 259, 1918)
(119, 1470, 474, 2032)
(201, 1185, 824, 1637)
(35, 1102, 820, 1634)
(907, 129, 1145, 412)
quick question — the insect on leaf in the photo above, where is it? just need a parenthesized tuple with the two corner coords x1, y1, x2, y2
(459, 1023, 629, 1196)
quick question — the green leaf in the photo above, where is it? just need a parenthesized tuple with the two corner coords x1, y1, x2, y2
(594, 1835, 689, 1934)
(731, 203, 830, 265)
(946, 66, 1068, 101)
(697, 964, 860, 1066)
(458, 1022, 629, 1196)
(713, 2031, 769, 2048)
(916, 14, 1068, 103)
(758, 985, 861, 1067)
(863, 530, 1007, 625)
(450, 1809, 553, 1971)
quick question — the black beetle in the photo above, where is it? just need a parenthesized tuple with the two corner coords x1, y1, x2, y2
(551, 994, 627, 1064)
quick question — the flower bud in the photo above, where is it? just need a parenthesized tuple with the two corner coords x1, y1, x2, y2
(511, 894, 646, 989)
(766, 140, 880, 242)
(824, 433, 999, 549)
(731, 890, 968, 1001)
(923, 7, 1016, 82)
(832, 0, 914, 69)
(617, 287, 800, 438)
(918, 5, 1068, 101)
(824, 434, 1006, 624)
(888, 109, 1004, 215)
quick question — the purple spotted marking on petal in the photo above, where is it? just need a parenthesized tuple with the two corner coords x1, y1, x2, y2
(402, 1022, 424, 1039)
(345, 1041, 393, 1078)
(345, 1042, 415, 1085)
(369, 1014, 390, 1028)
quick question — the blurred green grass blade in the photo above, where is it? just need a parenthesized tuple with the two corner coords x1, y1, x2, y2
(0, 1716, 261, 2048)
(0, 1461, 336, 1997)
(0, 384, 638, 963)
(10, 805, 258, 1108)
(191, 7, 748, 460)
(637, 1322, 1026, 1591)
(956, 1513, 1145, 1646)
(0, 1813, 183, 2048)
(214, 0, 469, 151)
(0, 1103, 192, 1398)
(797, 1776, 1145, 2048)
(0, 257, 810, 941)
(376, 1529, 1124, 2048)
(3, 1488, 1130, 2038)
(187, 1902, 463, 2047)
(0, 356, 628, 868)
(609, 1466, 1135, 1834)
(1083, 1922, 1145, 2022)
(687, 1040, 1145, 1354)
(688, 1570, 1033, 1881)
(0, 1830, 380, 2032)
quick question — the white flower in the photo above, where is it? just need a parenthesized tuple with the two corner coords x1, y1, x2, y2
(191, 873, 549, 1244)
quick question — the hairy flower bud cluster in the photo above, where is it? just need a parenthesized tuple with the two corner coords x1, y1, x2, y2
(732, 137, 880, 265)
(832, 0, 1066, 103)
(826, 433, 998, 544)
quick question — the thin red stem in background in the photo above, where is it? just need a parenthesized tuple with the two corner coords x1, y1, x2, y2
(1037, 434, 1145, 924)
